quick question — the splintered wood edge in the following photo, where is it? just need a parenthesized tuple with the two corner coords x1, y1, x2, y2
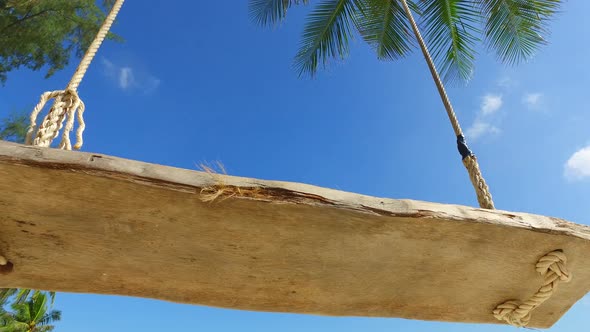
(0, 140, 588, 242)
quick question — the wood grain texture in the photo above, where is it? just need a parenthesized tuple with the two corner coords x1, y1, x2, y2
(0, 140, 589, 328)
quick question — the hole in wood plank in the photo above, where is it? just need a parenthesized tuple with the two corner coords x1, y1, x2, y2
(0, 261, 14, 274)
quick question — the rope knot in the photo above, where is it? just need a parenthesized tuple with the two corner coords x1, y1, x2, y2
(26, 88, 86, 150)
(493, 250, 571, 327)
(536, 250, 571, 283)
(25, 0, 125, 150)
(492, 300, 531, 327)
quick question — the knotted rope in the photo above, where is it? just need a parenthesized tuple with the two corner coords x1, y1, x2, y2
(493, 250, 572, 327)
(25, 0, 125, 150)
(399, 0, 494, 209)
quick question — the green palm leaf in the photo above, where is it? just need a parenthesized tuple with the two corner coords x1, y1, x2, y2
(249, 0, 310, 27)
(294, 0, 363, 76)
(38, 310, 61, 326)
(248, 0, 562, 82)
(0, 321, 29, 332)
(30, 293, 48, 325)
(15, 289, 33, 305)
(419, 0, 480, 83)
(0, 289, 56, 306)
(0, 289, 17, 306)
(477, 0, 560, 64)
(356, 0, 414, 60)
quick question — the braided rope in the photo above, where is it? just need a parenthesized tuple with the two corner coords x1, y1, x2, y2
(463, 155, 494, 209)
(399, 0, 495, 209)
(27, 0, 125, 150)
(493, 251, 572, 327)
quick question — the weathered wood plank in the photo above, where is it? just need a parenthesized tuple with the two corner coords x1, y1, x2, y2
(0, 140, 589, 327)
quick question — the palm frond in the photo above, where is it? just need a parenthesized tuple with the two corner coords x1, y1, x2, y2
(14, 289, 33, 305)
(0, 321, 29, 332)
(419, 0, 480, 83)
(38, 310, 61, 326)
(10, 302, 30, 322)
(356, 0, 414, 60)
(249, 0, 310, 27)
(30, 292, 48, 324)
(0, 311, 15, 325)
(0, 289, 17, 306)
(30, 291, 56, 306)
(47, 292, 56, 307)
(294, 0, 362, 76)
(476, 0, 561, 64)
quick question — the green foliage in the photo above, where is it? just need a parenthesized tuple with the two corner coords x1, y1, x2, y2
(0, 292, 60, 332)
(0, 290, 55, 308)
(294, 0, 362, 76)
(0, 0, 121, 84)
(249, 0, 563, 82)
(249, 0, 310, 27)
(0, 112, 28, 143)
(418, 0, 479, 82)
(355, 0, 415, 61)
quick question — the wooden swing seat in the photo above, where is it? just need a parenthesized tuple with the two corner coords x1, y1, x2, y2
(0, 140, 589, 328)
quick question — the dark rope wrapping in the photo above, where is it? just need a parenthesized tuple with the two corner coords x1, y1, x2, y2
(457, 135, 473, 160)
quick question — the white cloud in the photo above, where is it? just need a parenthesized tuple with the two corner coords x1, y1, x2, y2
(102, 58, 114, 71)
(466, 121, 501, 141)
(564, 146, 590, 181)
(119, 67, 134, 89)
(101, 57, 159, 93)
(465, 94, 503, 141)
(497, 76, 516, 89)
(523, 93, 543, 110)
(481, 94, 503, 115)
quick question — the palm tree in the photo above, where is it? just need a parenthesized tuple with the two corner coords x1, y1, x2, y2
(249, 0, 562, 209)
(0, 292, 61, 332)
(249, 0, 561, 82)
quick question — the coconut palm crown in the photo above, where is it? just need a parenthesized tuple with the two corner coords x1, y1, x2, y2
(249, 0, 562, 83)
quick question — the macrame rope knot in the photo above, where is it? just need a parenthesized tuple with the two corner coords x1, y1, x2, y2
(26, 88, 86, 150)
(493, 250, 571, 327)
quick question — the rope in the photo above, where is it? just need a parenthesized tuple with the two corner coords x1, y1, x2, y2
(493, 250, 572, 327)
(26, 0, 125, 150)
(399, 0, 494, 209)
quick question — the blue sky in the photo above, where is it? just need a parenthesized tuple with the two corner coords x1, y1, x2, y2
(1, 1, 590, 331)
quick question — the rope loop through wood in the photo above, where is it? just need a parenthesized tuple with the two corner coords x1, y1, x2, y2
(493, 250, 572, 327)
(26, 0, 125, 150)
